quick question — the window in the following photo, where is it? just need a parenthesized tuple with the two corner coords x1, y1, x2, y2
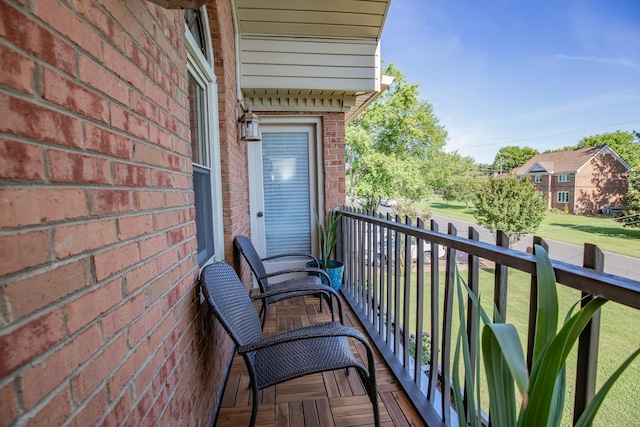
(557, 173, 569, 182)
(534, 175, 542, 183)
(186, 9, 223, 266)
(557, 191, 569, 203)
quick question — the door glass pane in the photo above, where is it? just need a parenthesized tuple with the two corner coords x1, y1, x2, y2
(262, 133, 311, 256)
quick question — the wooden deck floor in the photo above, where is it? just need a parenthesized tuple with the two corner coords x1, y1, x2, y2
(215, 292, 424, 427)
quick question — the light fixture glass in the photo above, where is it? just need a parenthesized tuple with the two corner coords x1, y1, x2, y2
(239, 101, 260, 141)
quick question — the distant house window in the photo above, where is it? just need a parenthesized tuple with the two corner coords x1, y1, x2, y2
(557, 174, 569, 182)
(534, 175, 542, 183)
(557, 191, 569, 203)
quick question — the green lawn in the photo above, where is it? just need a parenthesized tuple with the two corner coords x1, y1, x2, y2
(385, 266, 640, 426)
(418, 199, 640, 258)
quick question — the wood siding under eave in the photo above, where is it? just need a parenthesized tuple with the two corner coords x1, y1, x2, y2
(240, 35, 380, 92)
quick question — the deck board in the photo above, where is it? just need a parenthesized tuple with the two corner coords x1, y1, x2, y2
(216, 292, 420, 426)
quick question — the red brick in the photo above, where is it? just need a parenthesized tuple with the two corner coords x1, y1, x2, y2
(0, 94, 83, 148)
(71, 333, 127, 403)
(0, 188, 87, 228)
(90, 189, 133, 216)
(0, 230, 50, 276)
(3, 259, 90, 321)
(139, 233, 167, 260)
(113, 162, 150, 187)
(135, 190, 164, 210)
(0, 138, 44, 180)
(84, 123, 133, 159)
(75, 0, 124, 50)
(26, 386, 72, 427)
(124, 259, 158, 294)
(0, 43, 34, 94)
(107, 341, 148, 398)
(0, 309, 65, 377)
(0, 0, 76, 75)
(117, 213, 153, 240)
(93, 241, 140, 281)
(168, 224, 190, 245)
(149, 124, 173, 150)
(132, 141, 164, 167)
(32, 0, 102, 60)
(101, 293, 145, 340)
(98, 390, 131, 427)
(128, 304, 162, 346)
(0, 382, 18, 426)
(43, 67, 109, 123)
(67, 386, 107, 427)
(144, 273, 173, 306)
(64, 278, 122, 334)
(22, 324, 101, 409)
(163, 191, 189, 208)
(79, 55, 129, 104)
(103, 43, 143, 89)
(48, 149, 112, 184)
(110, 103, 148, 140)
(125, 385, 153, 426)
(55, 219, 117, 259)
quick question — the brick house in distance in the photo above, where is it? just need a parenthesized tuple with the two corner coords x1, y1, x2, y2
(0, 0, 391, 425)
(514, 145, 632, 214)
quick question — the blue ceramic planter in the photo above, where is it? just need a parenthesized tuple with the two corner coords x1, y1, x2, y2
(306, 260, 344, 291)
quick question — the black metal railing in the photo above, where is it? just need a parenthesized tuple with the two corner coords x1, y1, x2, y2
(336, 207, 640, 427)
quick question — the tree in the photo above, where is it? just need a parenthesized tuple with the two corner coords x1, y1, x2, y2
(347, 63, 449, 209)
(492, 146, 539, 172)
(474, 175, 546, 247)
(615, 172, 640, 228)
(442, 176, 484, 208)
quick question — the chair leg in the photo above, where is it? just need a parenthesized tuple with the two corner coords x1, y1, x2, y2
(249, 385, 259, 427)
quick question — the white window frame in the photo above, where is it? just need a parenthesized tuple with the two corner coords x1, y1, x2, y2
(186, 9, 224, 265)
(557, 173, 569, 182)
(534, 174, 542, 183)
(557, 191, 569, 204)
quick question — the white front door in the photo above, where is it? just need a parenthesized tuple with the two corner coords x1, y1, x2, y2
(248, 122, 321, 270)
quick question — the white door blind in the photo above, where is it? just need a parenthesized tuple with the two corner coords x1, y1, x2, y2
(262, 132, 311, 256)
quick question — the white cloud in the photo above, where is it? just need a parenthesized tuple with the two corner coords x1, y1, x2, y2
(555, 54, 638, 68)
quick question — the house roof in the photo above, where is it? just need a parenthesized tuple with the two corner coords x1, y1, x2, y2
(514, 145, 633, 175)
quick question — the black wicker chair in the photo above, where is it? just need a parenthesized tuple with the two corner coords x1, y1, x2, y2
(234, 235, 342, 325)
(201, 262, 380, 427)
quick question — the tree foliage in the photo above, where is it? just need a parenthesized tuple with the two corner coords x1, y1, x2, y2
(347, 63, 449, 210)
(615, 172, 640, 228)
(492, 146, 539, 172)
(474, 175, 546, 247)
(442, 176, 484, 208)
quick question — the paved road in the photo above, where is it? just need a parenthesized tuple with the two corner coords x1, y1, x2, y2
(427, 213, 640, 282)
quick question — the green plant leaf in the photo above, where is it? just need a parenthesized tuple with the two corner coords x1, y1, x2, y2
(532, 245, 558, 362)
(482, 324, 519, 426)
(522, 297, 606, 426)
(574, 347, 640, 427)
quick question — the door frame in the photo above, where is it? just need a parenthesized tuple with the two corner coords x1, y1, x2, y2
(247, 116, 324, 260)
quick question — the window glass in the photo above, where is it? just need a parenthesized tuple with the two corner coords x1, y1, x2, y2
(558, 174, 569, 182)
(557, 191, 569, 203)
(534, 175, 541, 183)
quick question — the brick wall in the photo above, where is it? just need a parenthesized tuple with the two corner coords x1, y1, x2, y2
(0, 0, 224, 424)
(549, 173, 575, 213)
(575, 154, 629, 214)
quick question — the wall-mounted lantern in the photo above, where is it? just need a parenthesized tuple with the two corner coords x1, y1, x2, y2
(239, 100, 261, 141)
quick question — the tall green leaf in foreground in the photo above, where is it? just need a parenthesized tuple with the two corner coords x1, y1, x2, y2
(453, 245, 640, 426)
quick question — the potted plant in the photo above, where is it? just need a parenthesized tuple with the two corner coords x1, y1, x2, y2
(307, 208, 344, 291)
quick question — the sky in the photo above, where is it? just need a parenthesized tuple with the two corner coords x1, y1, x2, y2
(379, 0, 640, 164)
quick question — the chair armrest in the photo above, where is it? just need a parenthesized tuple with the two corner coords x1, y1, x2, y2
(250, 282, 344, 324)
(258, 267, 331, 286)
(238, 322, 370, 354)
(261, 252, 319, 266)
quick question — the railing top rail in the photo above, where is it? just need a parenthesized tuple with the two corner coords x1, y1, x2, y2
(340, 208, 640, 310)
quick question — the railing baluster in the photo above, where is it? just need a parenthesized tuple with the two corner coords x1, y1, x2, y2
(574, 243, 604, 425)
(427, 219, 440, 403)
(526, 236, 548, 370)
(393, 215, 402, 357)
(494, 230, 509, 322)
(415, 218, 426, 387)
(403, 217, 413, 370)
(441, 223, 457, 424)
(464, 227, 480, 417)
